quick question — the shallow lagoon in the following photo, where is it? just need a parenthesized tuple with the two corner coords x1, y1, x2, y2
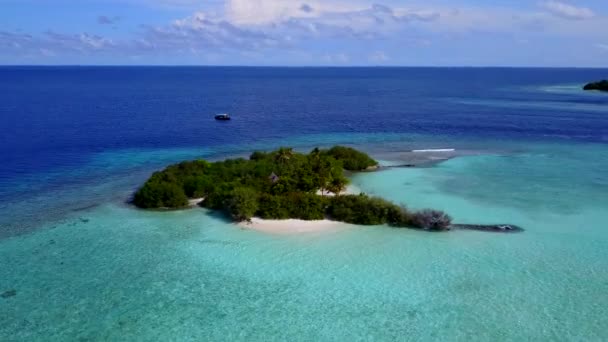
(2, 139, 607, 341)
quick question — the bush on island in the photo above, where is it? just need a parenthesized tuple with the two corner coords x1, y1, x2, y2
(133, 146, 373, 210)
(327, 194, 411, 226)
(411, 209, 453, 231)
(225, 187, 259, 221)
(324, 146, 378, 171)
(133, 177, 188, 209)
(132, 145, 454, 232)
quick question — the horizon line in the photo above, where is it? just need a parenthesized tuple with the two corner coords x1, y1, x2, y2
(1, 64, 607, 69)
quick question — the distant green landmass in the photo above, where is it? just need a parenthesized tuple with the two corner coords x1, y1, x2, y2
(133, 146, 453, 231)
(583, 80, 608, 92)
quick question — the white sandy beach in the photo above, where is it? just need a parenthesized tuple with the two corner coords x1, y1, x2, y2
(238, 217, 348, 234)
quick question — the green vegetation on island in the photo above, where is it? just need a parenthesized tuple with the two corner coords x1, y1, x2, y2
(583, 80, 608, 92)
(133, 146, 453, 231)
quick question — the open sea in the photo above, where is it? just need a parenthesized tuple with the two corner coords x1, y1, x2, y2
(1, 67, 607, 341)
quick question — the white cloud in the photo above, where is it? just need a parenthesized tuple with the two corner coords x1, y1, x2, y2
(225, 0, 366, 26)
(225, 0, 439, 33)
(2, 0, 607, 65)
(147, 1, 442, 52)
(541, 1, 595, 20)
(148, 12, 283, 51)
(0, 30, 118, 58)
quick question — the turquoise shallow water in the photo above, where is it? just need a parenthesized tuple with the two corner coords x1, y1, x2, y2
(1, 137, 607, 341)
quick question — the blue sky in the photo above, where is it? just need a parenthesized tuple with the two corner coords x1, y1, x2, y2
(1, 0, 607, 66)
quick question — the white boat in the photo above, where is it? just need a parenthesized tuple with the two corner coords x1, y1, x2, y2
(214, 113, 231, 121)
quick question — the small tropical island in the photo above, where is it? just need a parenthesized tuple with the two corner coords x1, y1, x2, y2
(133, 146, 522, 233)
(583, 80, 608, 92)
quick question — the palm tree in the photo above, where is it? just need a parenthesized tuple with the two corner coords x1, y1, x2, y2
(275, 147, 294, 165)
(327, 176, 349, 196)
(315, 157, 333, 196)
(309, 147, 321, 165)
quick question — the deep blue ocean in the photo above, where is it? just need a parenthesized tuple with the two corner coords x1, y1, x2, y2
(2, 67, 607, 173)
(2, 67, 607, 205)
(1, 67, 608, 340)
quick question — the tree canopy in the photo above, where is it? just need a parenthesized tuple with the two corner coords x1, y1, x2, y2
(133, 146, 451, 231)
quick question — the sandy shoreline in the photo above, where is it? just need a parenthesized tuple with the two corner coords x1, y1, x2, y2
(238, 217, 348, 234)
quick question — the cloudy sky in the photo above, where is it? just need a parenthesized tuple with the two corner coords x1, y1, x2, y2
(1, 0, 607, 66)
